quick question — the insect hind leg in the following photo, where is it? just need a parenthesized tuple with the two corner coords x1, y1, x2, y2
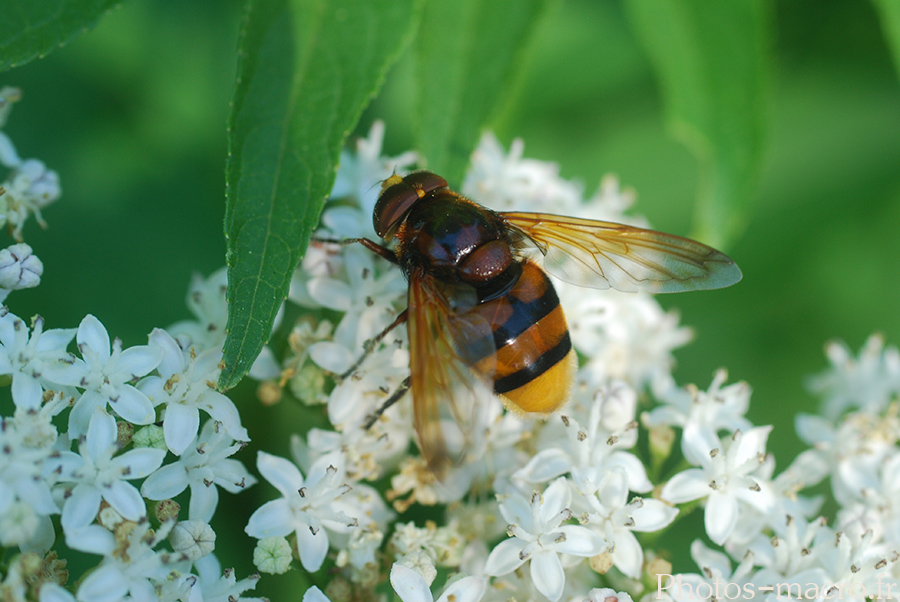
(363, 376, 410, 430)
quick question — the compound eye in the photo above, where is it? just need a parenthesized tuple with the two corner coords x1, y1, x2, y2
(373, 171, 448, 238)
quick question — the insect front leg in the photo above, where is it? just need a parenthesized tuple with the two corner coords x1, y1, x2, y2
(310, 236, 399, 264)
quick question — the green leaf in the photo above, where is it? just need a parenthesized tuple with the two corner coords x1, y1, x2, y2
(0, 0, 121, 72)
(873, 0, 900, 80)
(219, 0, 421, 390)
(413, 0, 552, 186)
(624, 0, 770, 249)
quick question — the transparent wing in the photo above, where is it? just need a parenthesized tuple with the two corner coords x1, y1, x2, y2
(500, 212, 742, 293)
(407, 270, 496, 478)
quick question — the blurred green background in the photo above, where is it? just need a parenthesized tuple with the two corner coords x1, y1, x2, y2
(3, 0, 900, 591)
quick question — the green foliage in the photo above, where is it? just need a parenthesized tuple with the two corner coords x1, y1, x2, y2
(873, 0, 900, 78)
(413, 0, 552, 186)
(219, 0, 422, 390)
(0, 0, 121, 71)
(624, 0, 770, 249)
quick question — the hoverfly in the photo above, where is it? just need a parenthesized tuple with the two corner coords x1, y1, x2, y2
(331, 171, 741, 476)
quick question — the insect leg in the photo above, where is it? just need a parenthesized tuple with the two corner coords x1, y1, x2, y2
(363, 376, 411, 430)
(310, 237, 399, 264)
(338, 309, 409, 381)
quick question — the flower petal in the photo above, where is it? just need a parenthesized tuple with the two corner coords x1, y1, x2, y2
(103, 481, 147, 522)
(77, 315, 110, 361)
(257, 452, 304, 496)
(705, 491, 738, 545)
(198, 390, 249, 441)
(76, 563, 128, 602)
(530, 549, 565, 602)
(611, 528, 643, 579)
(483, 537, 527, 576)
(164, 402, 200, 455)
(141, 463, 190, 500)
(117, 344, 163, 378)
(297, 524, 329, 572)
(438, 576, 486, 602)
(189, 480, 220, 522)
(554, 525, 606, 556)
(111, 448, 166, 479)
(630, 498, 678, 532)
(109, 384, 156, 425)
(390, 563, 432, 602)
(61, 484, 102, 531)
(660, 469, 709, 504)
(11, 372, 42, 409)
(245, 499, 294, 538)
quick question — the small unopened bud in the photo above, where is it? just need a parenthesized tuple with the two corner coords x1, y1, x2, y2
(257, 380, 282, 406)
(649, 424, 675, 463)
(290, 363, 327, 405)
(253, 536, 293, 575)
(133, 424, 166, 450)
(170, 520, 216, 561)
(116, 421, 134, 447)
(0, 243, 42, 293)
(590, 550, 614, 574)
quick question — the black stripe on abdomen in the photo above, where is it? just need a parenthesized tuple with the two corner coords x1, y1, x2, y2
(493, 331, 572, 395)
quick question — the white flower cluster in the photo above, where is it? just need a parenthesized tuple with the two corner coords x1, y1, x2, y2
(243, 125, 696, 602)
(0, 93, 260, 602)
(6, 88, 897, 602)
(247, 124, 900, 602)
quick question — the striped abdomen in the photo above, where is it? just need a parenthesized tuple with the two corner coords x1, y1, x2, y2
(468, 260, 576, 415)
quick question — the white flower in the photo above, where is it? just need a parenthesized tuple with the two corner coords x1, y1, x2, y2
(306, 245, 406, 352)
(67, 315, 163, 438)
(585, 588, 635, 602)
(643, 369, 753, 437)
(74, 520, 177, 602)
(141, 419, 256, 521)
(166, 267, 228, 351)
(657, 540, 757, 602)
(336, 527, 385, 575)
(564, 286, 692, 389)
(303, 585, 331, 602)
(463, 133, 585, 214)
(0, 311, 81, 410)
(138, 328, 248, 455)
(516, 380, 650, 495)
(484, 477, 607, 602)
(0, 158, 61, 238)
(49, 409, 165, 534)
(807, 334, 900, 420)
(245, 452, 359, 572)
(0, 394, 71, 549)
(576, 468, 678, 578)
(328, 120, 418, 237)
(661, 425, 776, 545)
(795, 410, 898, 506)
(192, 555, 263, 602)
(390, 563, 486, 602)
